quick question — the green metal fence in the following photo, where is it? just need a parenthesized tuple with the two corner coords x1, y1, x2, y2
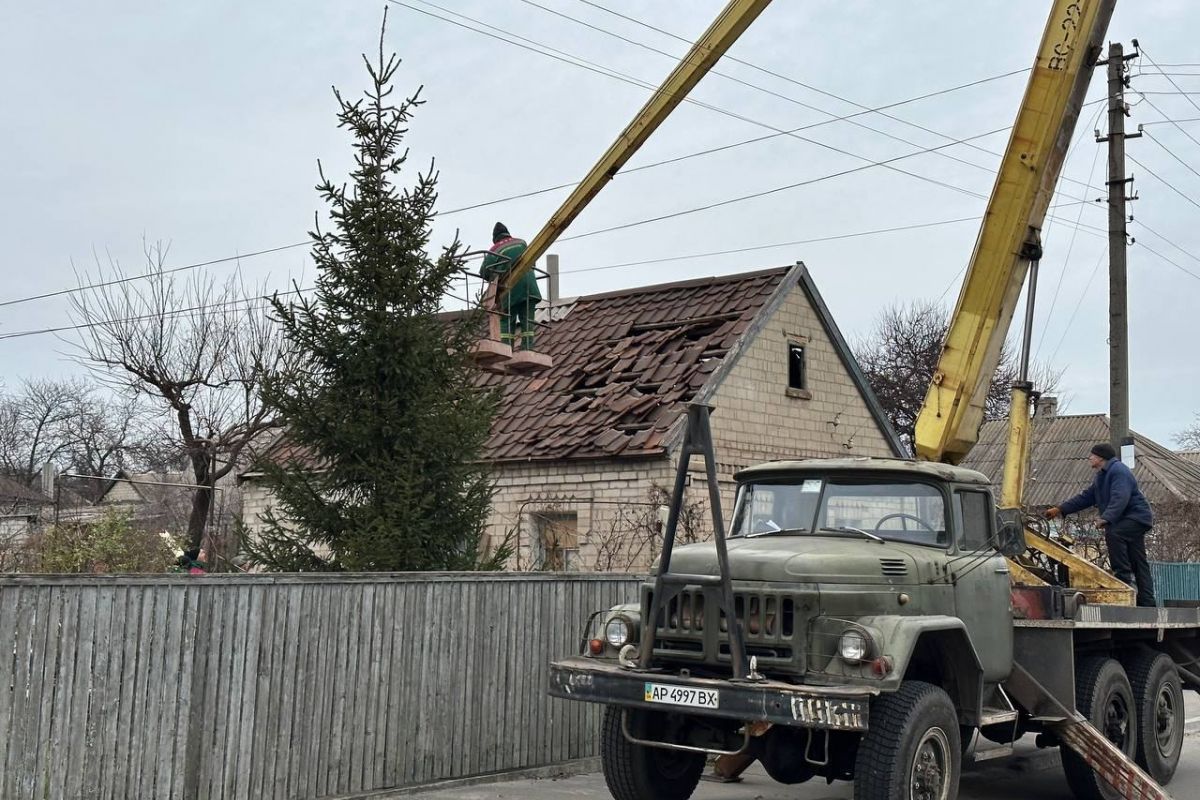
(1152, 561, 1200, 601)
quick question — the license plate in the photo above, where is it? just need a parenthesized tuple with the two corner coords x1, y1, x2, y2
(643, 682, 719, 709)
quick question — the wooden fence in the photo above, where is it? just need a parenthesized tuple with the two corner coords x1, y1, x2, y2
(0, 572, 641, 800)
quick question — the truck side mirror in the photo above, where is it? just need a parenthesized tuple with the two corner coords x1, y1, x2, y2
(995, 509, 1027, 558)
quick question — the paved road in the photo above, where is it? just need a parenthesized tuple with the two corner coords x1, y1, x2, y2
(410, 736, 1200, 800)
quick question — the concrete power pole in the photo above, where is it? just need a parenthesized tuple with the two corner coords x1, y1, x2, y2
(1097, 41, 1140, 459)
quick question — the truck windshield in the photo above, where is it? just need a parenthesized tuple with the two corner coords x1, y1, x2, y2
(730, 478, 948, 547)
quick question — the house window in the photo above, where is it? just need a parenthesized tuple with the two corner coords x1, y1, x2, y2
(536, 511, 579, 570)
(787, 342, 810, 398)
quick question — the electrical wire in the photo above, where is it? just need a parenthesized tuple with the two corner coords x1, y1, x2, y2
(1142, 129, 1200, 183)
(1046, 249, 1107, 366)
(556, 126, 1008, 242)
(1139, 47, 1200, 117)
(1128, 153, 1200, 213)
(516, 0, 1018, 182)
(571, 0, 1109, 196)
(0, 288, 312, 343)
(1033, 103, 1107, 362)
(0, 242, 309, 310)
(1133, 91, 1200, 151)
(0, 5, 1108, 314)
(391, 0, 1098, 209)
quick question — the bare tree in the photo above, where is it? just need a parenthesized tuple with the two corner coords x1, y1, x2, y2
(1175, 415, 1200, 450)
(0, 379, 79, 481)
(69, 242, 287, 549)
(854, 300, 1062, 454)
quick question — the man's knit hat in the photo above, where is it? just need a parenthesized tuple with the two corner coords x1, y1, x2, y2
(492, 222, 510, 242)
(1090, 442, 1117, 460)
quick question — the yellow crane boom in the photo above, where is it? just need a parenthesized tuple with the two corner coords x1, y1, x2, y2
(500, 0, 774, 295)
(913, 0, 1116, 467)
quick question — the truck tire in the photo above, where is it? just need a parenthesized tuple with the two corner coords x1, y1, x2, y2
(854, 681, 961, 800)
(1061, 657, 1138, 800)
(1123, 648, 1183, 784)
(600, 706, 704, 800)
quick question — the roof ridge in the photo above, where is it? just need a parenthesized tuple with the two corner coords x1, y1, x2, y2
(573, 265, 790, 304)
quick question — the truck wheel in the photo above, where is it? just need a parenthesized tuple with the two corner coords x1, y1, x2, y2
(1061, 657, 1138, 800)
(1123, 649, 1183, 784)
(854, 681, 961, 800)
(600, 706, 704, 800)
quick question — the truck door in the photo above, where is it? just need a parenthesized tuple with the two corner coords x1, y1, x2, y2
(952, 489, 1013, 682)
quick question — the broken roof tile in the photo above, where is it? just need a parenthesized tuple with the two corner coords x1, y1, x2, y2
(477, 267, 791, 462)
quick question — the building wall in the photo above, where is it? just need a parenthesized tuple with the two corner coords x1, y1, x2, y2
(486, 457, 685, 572)
(705, 284, 895, 473)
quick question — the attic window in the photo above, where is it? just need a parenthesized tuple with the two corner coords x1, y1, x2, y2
(788, 342, 807, 391)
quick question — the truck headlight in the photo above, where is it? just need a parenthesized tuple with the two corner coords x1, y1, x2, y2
(839, 629, 870, 664)
(605, 616, 632, 647)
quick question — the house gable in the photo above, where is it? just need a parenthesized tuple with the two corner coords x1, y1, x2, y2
(696, 265, 903, 470)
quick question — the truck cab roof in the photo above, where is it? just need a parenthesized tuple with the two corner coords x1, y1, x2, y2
(735, 457, 992, 487)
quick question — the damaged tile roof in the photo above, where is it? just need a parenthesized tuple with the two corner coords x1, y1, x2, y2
(244, 263, 902, 474)
(962, 413, 1200, 506)
(479, 267, 789, 462)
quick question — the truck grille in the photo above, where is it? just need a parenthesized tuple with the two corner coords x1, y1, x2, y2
(644, 586, 802, 667)
(880, 558, 908, 577)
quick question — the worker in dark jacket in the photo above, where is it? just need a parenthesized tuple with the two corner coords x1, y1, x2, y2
(480, 222, 542, 350)
(1046, 443, 1156, 606)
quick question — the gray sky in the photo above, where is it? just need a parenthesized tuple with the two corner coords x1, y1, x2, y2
(2, 1, 1199, 445)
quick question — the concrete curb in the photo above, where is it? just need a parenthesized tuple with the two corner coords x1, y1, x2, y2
(331, 758, 602, 799)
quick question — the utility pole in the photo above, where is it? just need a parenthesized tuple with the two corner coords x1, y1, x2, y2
(1096, 41, 1140, 460)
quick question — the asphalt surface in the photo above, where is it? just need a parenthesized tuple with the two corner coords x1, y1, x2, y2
(408, 697, 1200, 800)
(408, 739, 1200, 799)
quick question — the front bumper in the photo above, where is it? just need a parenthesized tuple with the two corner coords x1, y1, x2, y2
(549, 657, 874, 732)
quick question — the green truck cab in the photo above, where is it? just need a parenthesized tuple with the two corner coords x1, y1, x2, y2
(548, 457, 1195, 800)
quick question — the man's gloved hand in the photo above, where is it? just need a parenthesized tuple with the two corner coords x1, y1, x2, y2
(1044, 506, 1062, 520)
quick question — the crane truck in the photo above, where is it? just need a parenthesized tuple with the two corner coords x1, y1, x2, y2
(494, 1, 1200, 799)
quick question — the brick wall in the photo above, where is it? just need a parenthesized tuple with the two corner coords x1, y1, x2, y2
(486, 457, 685, 572)
(705, 284, 894, 471)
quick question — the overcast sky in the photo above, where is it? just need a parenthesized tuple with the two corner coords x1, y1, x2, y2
(2, 1, 1198, 445)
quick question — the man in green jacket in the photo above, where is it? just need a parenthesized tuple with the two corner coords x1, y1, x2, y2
(480, 222, 542, 350)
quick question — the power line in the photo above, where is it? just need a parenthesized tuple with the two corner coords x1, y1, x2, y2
(1140, 47, 1200, 117)
(0, 6, 1102, 315)
(557, 126, 1008, 242)
(1132, 90, 1200, 153)
(559, 215, 982, 274)
(1142, 129, 1200, 182)
(436, 71, 1072, 216)
(1046, 249, 1107, 366)
(1128, 153, 1200, 213)
(1132, 222, 1200, 282)
(0, 242, 309, 310)
(571, 0, 1110, 196)
(516, 0, 1016, 181)
(392, 0, 1098, 208)
(1034, 108, 1106, 363)
(0, 288, 311, 343)
(1141, 117, 1200, 127)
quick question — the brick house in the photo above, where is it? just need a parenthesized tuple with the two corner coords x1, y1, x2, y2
(240, 263, 903, 570)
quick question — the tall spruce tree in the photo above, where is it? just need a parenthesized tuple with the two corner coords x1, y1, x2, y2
(247, 23, 496, 571)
